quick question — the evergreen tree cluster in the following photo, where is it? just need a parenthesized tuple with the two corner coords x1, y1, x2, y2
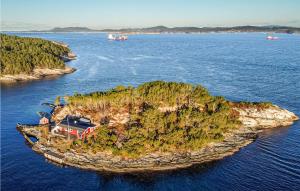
(67, 81, 241, 157)
(0, 34, 70, 75)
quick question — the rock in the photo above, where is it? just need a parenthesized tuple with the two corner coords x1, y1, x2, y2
(234, 105, 298, 129)
(18, 104, 298, 173)
(1, 66, 76, 83)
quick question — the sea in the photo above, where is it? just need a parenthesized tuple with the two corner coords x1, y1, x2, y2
(1, 32, 300, 191)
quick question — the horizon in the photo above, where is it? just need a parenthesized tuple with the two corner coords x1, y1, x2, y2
(2, 24, 300, 32)
(1, 0, 300, 31)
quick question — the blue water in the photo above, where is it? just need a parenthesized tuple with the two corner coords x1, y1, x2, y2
(1, 33, 300, 191)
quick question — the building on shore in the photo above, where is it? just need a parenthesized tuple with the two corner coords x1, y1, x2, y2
(51, 116, 96, 139)
(37, 111, 51, 125)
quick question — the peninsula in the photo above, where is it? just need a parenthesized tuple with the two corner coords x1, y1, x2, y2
(18, 81, 298, 172)
(0, 34, 76, 83)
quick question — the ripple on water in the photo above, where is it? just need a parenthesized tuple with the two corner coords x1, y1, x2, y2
(2, 32, 300, 191)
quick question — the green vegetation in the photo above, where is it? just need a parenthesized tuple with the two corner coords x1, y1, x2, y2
(0, 34, 70, 75)
(54, 96, 61, 106)
(63, 81, 242, 158)
(232, 101, 273, 110)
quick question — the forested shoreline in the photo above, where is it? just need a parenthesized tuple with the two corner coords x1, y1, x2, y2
(0, 34, 71, 75)
(52, 81, 274, 158)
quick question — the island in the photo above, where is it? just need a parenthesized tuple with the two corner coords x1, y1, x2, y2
(0, 34, 76, 83)
(17, 81, 298, 172)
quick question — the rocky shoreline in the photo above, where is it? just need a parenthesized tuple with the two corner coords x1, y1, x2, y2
(1, 40, 77, 83)
(0, 66, 76, 83)
(18, 104, 298, 173)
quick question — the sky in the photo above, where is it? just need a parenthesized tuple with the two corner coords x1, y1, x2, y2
(1, 0, 300, 30)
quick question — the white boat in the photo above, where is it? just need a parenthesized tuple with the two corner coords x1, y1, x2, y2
(266, 35, 279, 40)
(107, 33, 128, 41)
(108, 34, 115, 40)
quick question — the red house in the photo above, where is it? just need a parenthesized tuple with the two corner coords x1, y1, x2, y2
(52, 116, 96, 139)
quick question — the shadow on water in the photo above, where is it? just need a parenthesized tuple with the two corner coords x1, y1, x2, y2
(95, 161, 219, 190)
(28, 136, 38, 143)
(256, 125, 292, 140)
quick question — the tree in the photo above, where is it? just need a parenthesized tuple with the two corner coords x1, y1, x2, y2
(0, 34, 70, 75)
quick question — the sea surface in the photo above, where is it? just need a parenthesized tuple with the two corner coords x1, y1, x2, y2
(1, 32, 300, 191)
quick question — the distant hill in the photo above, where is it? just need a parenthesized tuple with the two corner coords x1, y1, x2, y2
(48, 27, 98, 32)
(33, 25, 300, 34)
(104, 25, 300, 34)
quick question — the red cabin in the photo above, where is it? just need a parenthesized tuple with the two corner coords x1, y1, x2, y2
(52, 116, 96, 139)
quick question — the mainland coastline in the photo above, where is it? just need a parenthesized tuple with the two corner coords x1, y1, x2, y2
(23, 25, 300, 34)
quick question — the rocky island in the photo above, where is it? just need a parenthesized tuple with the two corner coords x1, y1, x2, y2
(0, 34, 76, 83)
(18, 81, 298, 172)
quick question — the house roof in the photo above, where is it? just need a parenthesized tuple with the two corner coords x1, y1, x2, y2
(58, 116, 95, 131)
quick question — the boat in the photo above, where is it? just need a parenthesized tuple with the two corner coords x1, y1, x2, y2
(266, 35, 279, 40)
(108, 33, 128, 41)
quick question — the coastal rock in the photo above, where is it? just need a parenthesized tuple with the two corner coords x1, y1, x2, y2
(234, 105, 298, 129)
(19, 104, 298, 173)
(0, 66, 76, 83)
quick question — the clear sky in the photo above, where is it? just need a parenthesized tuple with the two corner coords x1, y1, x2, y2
(1, 0, 300, 30)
